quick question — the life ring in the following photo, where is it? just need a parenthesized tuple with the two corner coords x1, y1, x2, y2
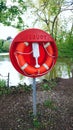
(14, 42, 55, 77)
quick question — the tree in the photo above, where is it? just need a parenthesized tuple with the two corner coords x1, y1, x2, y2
(26, 0, 73, 41)
(0, 0, 73, 42)
(0, 0, 27, 29)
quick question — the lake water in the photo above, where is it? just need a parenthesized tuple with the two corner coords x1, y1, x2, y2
(0, 53, 73, 86)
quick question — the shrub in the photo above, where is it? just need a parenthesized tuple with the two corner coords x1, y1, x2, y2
(0, 79, 6, 87)
(2, 41, 10, 52)
(0, 79, 7, 95)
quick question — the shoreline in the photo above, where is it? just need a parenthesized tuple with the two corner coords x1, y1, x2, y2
(0, 52, 9, 56)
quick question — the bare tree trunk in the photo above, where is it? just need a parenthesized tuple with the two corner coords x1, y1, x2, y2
(51, 9, 61, 37)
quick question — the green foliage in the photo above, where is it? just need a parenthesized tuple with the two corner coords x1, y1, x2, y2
(0, 0, 27, 29)
(57, 33, 73, 58)
(0, 82, 32, 96)
(33, 117, 41, 128)
(0, 39, 4, 52)
(0, 40, 10, 52)
(0, 0, 73, 59)
(2, 41, 10, 52)
(0, 79, 7, 95)
(17, 83, 32, 93)
(41, 83, 52, 90)
(44, 99, 57, 110)
(41, 80, 57, 91)
(0, 79, 6, 87)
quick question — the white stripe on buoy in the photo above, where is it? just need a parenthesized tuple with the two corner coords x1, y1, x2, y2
(21, 63, 28, 70)
(43, 63, 49, 70)
(24, 42, 29, 46)
(44, 42, 50, 48)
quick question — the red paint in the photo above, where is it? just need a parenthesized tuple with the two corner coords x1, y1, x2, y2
(9, 28, 58, 77)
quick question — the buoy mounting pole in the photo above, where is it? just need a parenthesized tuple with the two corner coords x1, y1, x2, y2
(32, 78, 37, 116)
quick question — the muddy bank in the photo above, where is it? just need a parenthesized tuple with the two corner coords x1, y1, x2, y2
(0, 78, 73, 130)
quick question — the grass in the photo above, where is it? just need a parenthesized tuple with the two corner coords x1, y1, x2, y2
(0, 78, 57, 96)
(43, 99, 57, 110)
(0, 80, 32, 96)
(41, 79, 57, 91)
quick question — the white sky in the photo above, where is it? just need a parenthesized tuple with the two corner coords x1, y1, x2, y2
(0, 24, 18, 40)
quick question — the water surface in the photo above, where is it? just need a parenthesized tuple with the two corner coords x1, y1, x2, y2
(0, 53, 73, 86)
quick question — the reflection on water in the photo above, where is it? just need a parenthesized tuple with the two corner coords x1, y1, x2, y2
(43, 60, 72, 80)
(0, 54, 73, 86)
(0, 61, 32, 86)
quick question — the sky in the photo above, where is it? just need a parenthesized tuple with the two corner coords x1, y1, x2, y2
(0, 24, 18, 40)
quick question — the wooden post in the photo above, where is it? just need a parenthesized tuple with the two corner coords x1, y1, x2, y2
(7, 73, 10, 87)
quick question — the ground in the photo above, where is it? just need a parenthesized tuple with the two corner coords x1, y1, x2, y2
(0, 78, 73, 130)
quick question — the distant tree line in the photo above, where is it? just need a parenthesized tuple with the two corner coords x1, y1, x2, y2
(0, 36, 12, 52)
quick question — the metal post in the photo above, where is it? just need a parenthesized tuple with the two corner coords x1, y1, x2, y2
(32, 78, 37, 116)
(7, 73, 10, 87)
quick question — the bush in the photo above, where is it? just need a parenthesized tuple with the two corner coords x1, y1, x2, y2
(0, 79, 7, 95)
(2, 41, 10, 52)
(0, 79, 6, 87)
(57, 34, 73, 58)
(0, 39, 4, 52)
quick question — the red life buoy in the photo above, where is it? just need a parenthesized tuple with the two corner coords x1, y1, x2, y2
(9, 28, 58, 77)
(14, 41, 55, 77)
